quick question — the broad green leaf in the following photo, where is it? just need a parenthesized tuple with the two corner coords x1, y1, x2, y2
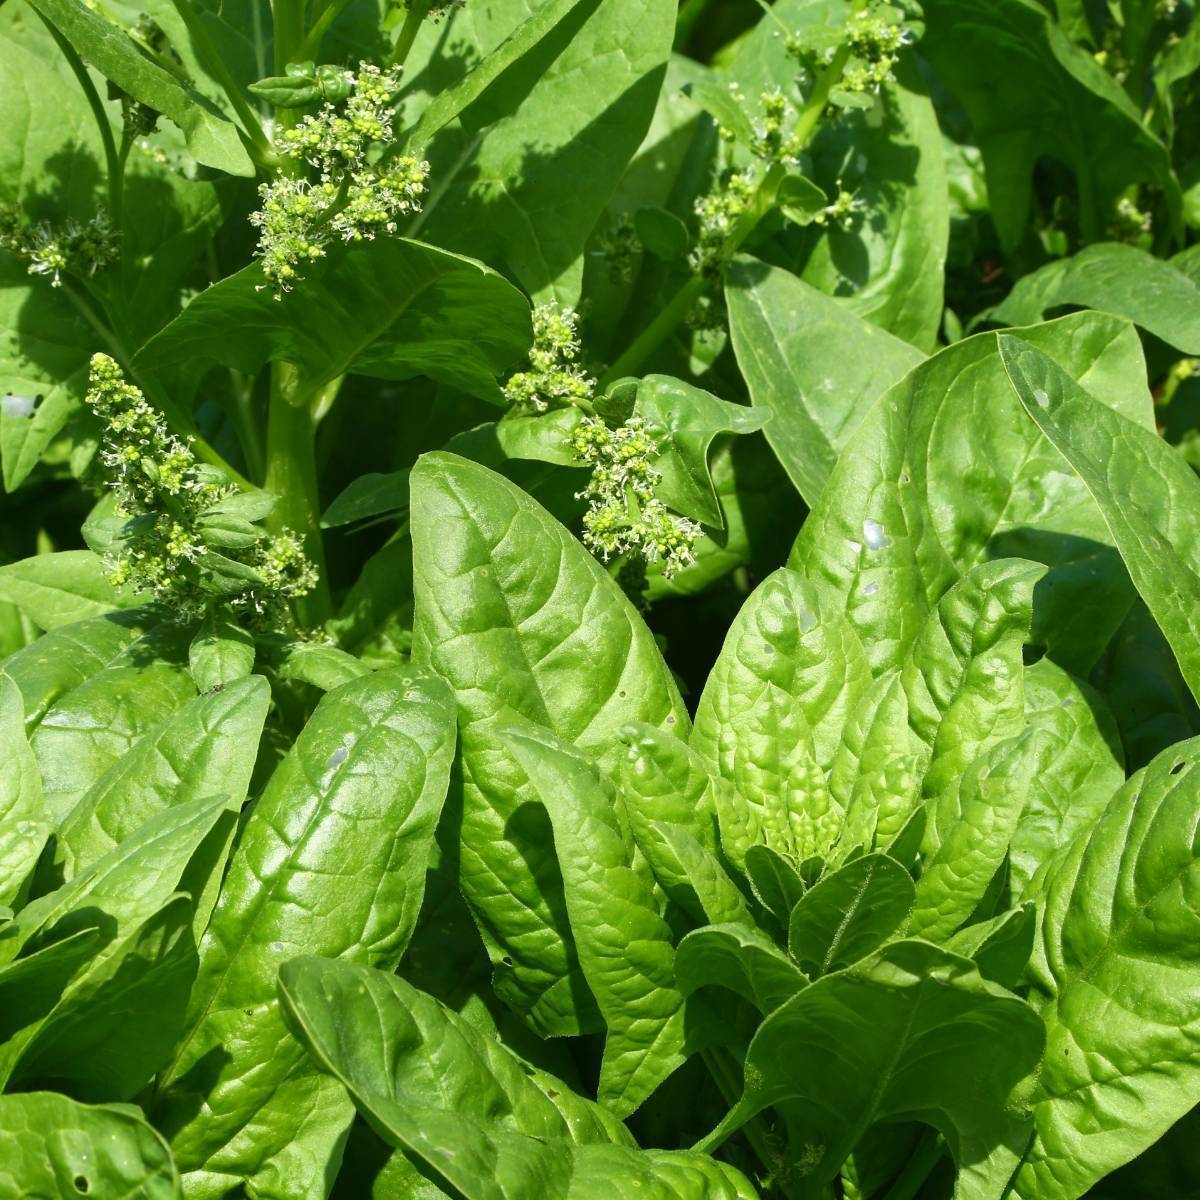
(507, 728, 686, 1117)
(279, 957, 759, 1200)
(55, 674, 269, 878)
(0, 927, 102, 1046)
(1010, 659, 1124, 897)
(0, 672, 47, 907)
(1014, 739, 1200, 1198)
(787, 854, 914, 976)
(634, 375, 769, 528)
(404, 0, 675, 303)
(24, 0, 253, 176)
(789, 314, 1154, 679)
(155, 672, 456, 1200)
(136, 238, 532, 403)
(0, 260, 92, 492)
(261, 637, 373, 692)
(653, 823, 754, 927)
(901, 559, 1043, 798)
(744, 845, 806, 927)
(29, 649, 195, 825)
(0, 1091, 181, 1199)
(410, 451, 686, 1035)
(790, 56, 950, 351)
(989, 243, 1200, 353)
(912, 733, 1041, 942)
(691, 568, 871, 863)
(187, 612, 255, 691)
(696, 941, 1045, 1198)
(1001, 334, 1200, 708)
(676, 923, 807, 1015)
(919, 0, 1176, 248)
(0, 551, 135, 630)
(8, 894, 196, 1100)
(2, 792, 232, 966)
(0, 610, 158, 728)
(725, 258, 924, 507)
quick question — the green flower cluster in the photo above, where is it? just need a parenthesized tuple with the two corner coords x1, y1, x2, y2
(568, 416, 701, 578)
(0, 206, 118, 288)
(690, 168, 755, 275)
(816, 183, 865, 229)
(840, 8, 911, 94)
(502, 303, 595, 413)
(85, 354, 318, 622)
(750, 87, 805, 164)
(251, 62, 430, 295)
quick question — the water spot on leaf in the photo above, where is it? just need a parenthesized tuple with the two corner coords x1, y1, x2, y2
(863, 582, 880, 596)
(1, 394, 38, 418)
(863, 519, 892, 551)
(797, 609, 817, 632)
(1033, 388, 1050, 408)
(327, 745, 349, 768)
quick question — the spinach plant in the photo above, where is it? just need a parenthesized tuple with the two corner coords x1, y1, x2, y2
(1, 0, 1200, 1197)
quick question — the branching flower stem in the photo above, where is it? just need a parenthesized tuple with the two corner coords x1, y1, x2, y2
(600, 0, 869, 388)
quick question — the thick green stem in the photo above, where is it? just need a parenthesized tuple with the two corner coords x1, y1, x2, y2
(272, 0, 307, 74)
(602, 0, 867, 385)
(170, 0, 273, 162)
(297, 0, 355, 59)
(389, 0, 433, 68)
(265, 362, 333, 625)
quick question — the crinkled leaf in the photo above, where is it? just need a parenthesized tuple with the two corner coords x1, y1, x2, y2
(410, 452, 686, 1035)
(0, 671, 46, 907)
(506, 727, 686, 1117)
(187, 614, 255, 692)
(0, 1091, 181, 1199)
(1014, 739, 1200, 1198)
(0, 551, 136, 631)
(676, 923, 807, 1015)
(1001, 334, 1200, 708)
(155, 672, 456, 1200)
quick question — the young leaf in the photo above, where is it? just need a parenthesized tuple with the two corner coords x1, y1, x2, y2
(410, 452, 686, 1036)
(154, 672, 456, 1199)
(725, 258, 924, 508)
(1001, 334, 1200, 707)
(787, 854, 914, 977)
(691, 568, 871, 863)
(279, 957, 759, 1200)
(188, 613, 256, 692)
(55, 674, 269, 879)
(25, 0, 254, 177)
(1014, 739, 1200, 1198)
(635, 375, 769, 528)
(676, 923, 807, 1015)
(695, 941, 1045, 1196)
(136, 239, 532, 403)
(506, 727, 687, 1117)
(0, 1091, 181, 1198)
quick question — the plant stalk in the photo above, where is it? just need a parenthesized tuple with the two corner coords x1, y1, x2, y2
(389, 0, 433, 68)
(296, 0, 355, 59)
(272, 0, 307, 74)
(879, 1129, 944, 1200)
(265, 362, 333, 625)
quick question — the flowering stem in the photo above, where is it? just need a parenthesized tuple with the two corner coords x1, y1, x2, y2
(265, 362, 333, 625)
(169, 0, 274, 163)
(389, 0, 433, 69)
(600, 0, 866, 387)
